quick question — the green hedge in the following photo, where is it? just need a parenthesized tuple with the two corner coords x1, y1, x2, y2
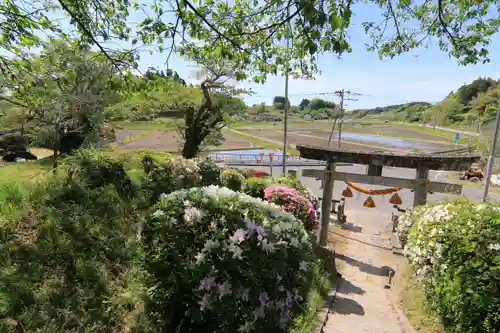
(221, 169, 245, 191)
(400, 200, 500, 333)
(0, 151, 148, 333)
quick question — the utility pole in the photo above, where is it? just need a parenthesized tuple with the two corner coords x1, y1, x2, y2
(482, 99, 500, 202)
(327, 89, 361, 148)
(337, 89, 345, 149)
(327, 89, 343, 148)
(282, 6, 291, 174)
(327, 118, 338, 148)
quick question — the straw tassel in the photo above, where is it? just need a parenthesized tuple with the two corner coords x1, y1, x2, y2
(389, 192, 402, 205)
(342, 187, 353, 198)
(363, 196, 376, 208)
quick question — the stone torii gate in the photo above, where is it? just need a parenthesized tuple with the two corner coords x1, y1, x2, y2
(296, 144, 481, 246)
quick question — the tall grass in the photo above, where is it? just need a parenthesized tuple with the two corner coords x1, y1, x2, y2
(0, 182, 33, 217)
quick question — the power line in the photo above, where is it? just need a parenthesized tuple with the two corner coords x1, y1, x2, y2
(250, 91, 373, 98)
(327, 89, 365, 149)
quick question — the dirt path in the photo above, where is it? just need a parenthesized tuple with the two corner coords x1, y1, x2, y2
(323, 209, 416, 333)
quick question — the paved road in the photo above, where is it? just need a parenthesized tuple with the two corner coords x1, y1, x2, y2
(418, 124, 479, 137)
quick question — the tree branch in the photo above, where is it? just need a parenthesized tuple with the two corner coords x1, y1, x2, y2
(56, 0, 122, 74)
(437, 0, 458, 47)
(0, 95, 28, 108)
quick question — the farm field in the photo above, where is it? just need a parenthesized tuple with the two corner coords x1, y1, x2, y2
(237, 127, 458, 153)
(0, 119, 479, 187)
(232, 120, 474, 144)
(113, 129, 256, 152)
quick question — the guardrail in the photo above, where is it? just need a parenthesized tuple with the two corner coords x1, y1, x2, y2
(207, 152, 307, 162)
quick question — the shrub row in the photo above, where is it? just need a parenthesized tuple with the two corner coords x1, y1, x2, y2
(397, 200, 500, 333)
(0, 151, 324, 333)
(141, 153, 319, 231)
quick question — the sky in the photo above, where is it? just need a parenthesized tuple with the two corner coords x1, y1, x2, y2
(35, 2, 500, 110)
(125, 2, 500, 110)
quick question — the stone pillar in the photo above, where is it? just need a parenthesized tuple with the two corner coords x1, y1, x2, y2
(413, 167, 429, 206)
(367, 164, 383, 176)
(319, 160, 335, 246)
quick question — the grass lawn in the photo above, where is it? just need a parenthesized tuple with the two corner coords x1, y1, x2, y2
(0, 158, 53, 216)
(0, 158, 52, 185)
(399, 266, 443, 333)
(399, 123, 479, 145)
(227, 129, 300, 155)
(230, 120, 276, 128)
(290, 246, 338, 333)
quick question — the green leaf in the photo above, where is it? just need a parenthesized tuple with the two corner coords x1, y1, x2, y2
(330, 15, 342, 29)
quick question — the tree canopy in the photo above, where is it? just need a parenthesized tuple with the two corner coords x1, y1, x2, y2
(2, 0, 500, 87)
(2, 0, 500, 159)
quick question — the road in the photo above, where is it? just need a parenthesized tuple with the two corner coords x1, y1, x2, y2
(417, 124, 479, 137)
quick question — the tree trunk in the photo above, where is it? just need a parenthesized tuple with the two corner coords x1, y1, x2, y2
(52, 120, 60, 172)
(182, 132, 202, 159)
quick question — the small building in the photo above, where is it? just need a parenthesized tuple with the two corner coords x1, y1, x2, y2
(303, 114, 312, 120)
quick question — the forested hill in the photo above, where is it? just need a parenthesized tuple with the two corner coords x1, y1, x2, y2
(350, 102, 431, 120)
(350, 77, 500, 125)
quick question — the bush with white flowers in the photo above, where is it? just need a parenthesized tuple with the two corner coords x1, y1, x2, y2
(403, 199, 500, 333)
(141, 186, 314, 333)
(396, 203, 438, 247)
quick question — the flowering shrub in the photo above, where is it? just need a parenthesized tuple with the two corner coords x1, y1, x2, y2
(243, 177, 273, 199)
(396, 204, 428, 247)
(141, 153, 223, 201)
(197, 158, 222, 186)
(221, 169, 245, 191)
(141, 186, 314, 333)
(141, 153, 201, 199)
(403, 200, 500, 333)
(275, 175, 319, 209)
(264, 185, 318, 231)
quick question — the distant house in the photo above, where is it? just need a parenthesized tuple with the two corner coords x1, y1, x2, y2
(303, 114, 312, 120)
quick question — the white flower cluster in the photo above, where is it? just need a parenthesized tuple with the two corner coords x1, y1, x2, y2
(151, 185, 313, 332)
(402, 203, 455, 278)
(396, 205, 426, 246)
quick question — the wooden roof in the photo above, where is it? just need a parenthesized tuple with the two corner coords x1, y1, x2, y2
(296, 145, 481, 171)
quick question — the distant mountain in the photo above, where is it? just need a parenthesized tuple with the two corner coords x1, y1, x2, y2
(349, 76, 500, 125)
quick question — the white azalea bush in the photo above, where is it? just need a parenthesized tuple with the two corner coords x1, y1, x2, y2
(396, 204, 428, 247)
(141, 186, 314, 333)
(402, 200, 500, 333)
